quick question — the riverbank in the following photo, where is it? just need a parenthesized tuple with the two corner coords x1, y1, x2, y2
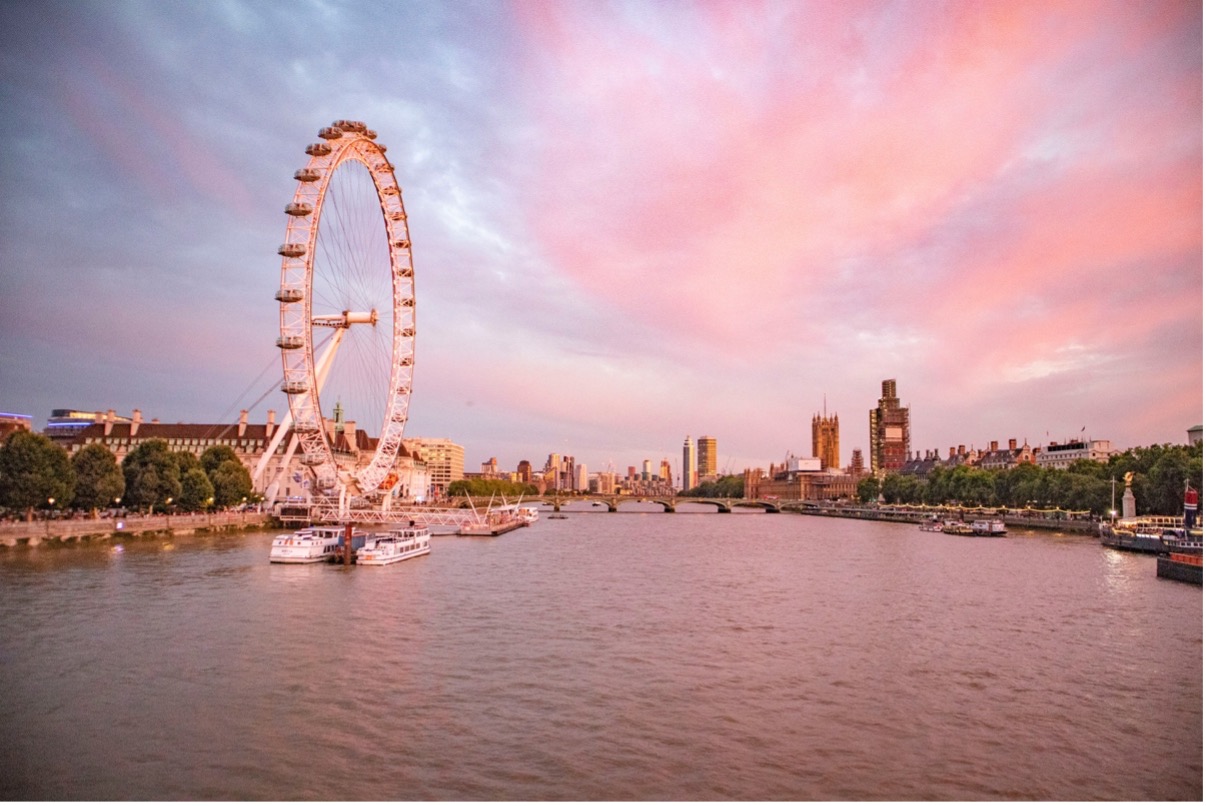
(783, 502, 1100, 534)
(0, 511, 275, 548)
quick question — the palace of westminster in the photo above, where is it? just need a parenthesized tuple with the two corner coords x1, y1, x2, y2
(2, 378, 1140, 504)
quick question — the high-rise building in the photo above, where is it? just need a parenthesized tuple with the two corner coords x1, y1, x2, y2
(544, 453, 562, 491)
(812, 412, 840, 471)
(516, 460, 532, 484)
(682, 435, 698, 492)
(659, 459, 673, 484)
(869, 379, 910, 476)
(576, 463, 589, 491)
(697, 435, 717, 480)
(403, 437, 465, 498)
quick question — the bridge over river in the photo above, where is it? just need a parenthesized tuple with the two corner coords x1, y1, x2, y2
(463, 495, 785, 513)
(458, 496, 1099, 533)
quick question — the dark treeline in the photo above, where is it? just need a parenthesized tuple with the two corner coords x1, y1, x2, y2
(447, 478, 539, 498)
(0, 433, 256, 519)
(682, 475, 745, 498)
(857, 442, 1202, 516)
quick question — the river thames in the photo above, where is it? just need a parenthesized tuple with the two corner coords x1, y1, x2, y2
(1, 507, 1200, 800)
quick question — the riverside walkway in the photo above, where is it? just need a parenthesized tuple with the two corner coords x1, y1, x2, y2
(0, 510, 274, 547)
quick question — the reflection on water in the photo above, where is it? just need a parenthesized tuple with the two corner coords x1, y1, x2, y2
(0, 516, 1200, 800)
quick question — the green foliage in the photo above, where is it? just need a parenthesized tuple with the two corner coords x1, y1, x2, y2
(683, 475, 745, 498)
(122, 439, 182, 512)
(71, 443, 125, 512)
(856, 476, 880, 503)
(0, 431, 75, 516)
(868, 442, 1202, 516)
(179, 467, 215, 512)
(210, 459, 253, 507)
(175, 451, 201, 476)
(447, 478, 539, 498)
(200, 445, 240, 475)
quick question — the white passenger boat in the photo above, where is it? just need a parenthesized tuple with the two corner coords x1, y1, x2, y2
(970, 519, 1007, 536)
(356, 525, 431, 566)
(269, 525, 357, 563)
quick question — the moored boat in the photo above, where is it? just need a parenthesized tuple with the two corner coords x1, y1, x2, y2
(1157, 549, 1203, 585)
(919, 518, 944, 532)
(270, 525, 361, 563)
(356, 525, 431, 566)
(970, 519, 1007, 537)
(941, 520, 974, 536)
(1100, 517, 1183, 554)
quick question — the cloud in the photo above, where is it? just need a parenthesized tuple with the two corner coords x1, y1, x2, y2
(0, 0, 1198, 472)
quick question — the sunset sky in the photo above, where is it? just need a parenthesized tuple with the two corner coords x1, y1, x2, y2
(1, 0, 1201, 477)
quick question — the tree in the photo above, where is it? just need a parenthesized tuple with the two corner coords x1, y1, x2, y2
(210, 459, 253, 507)
(856, 476, 880, 503)
(123, 439, 182, 513)
(178, 468, 215, 512)
(175, 450, 201, 477)
(447, 478, 539, 498)
(71, 443, 125, 513)
(684, 475, 745, 498)
(0, 431, 75, 519)
(200, 445, 240, 475)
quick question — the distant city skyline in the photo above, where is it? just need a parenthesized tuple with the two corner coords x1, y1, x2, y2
(1, 1, 1199, 477)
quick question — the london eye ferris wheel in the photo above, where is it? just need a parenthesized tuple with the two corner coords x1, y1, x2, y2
(274, 120, 415, 498)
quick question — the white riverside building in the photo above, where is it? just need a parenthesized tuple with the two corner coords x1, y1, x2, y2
(1034, 438, 1115, 470)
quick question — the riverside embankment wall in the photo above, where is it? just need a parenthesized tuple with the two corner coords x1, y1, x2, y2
(0, 511, 275, 548)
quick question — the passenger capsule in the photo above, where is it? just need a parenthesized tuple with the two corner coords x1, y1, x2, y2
(364, 129, 378, 140)
(281, 380, 309, 395)
(294, 168, 321, 182)
(274, 287, 304, 303)
(299, 453, 324, 466)
(277, 244, 306, 258)
(304, 142, 331, 156)
(381, 185, 399, 196)
(400, 328, 415, 338)
(318, 126, 343, 140)
(284, 202, 313, 217)
(388, 210, 407, 221)
(276, 335, 304, 349)
(392, 239, 410, 249)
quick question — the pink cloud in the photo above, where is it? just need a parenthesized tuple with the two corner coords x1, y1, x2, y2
(493, 0, 1200, 457)
(509, 1, 1199, 351)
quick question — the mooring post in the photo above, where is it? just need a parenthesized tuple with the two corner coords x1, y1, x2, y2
(344, 522, 353, 565)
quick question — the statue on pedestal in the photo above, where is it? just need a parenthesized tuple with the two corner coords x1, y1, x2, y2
(1122, 472, 1136, 519)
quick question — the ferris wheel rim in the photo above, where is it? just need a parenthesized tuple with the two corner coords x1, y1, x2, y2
(275, 120, 416, 496)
